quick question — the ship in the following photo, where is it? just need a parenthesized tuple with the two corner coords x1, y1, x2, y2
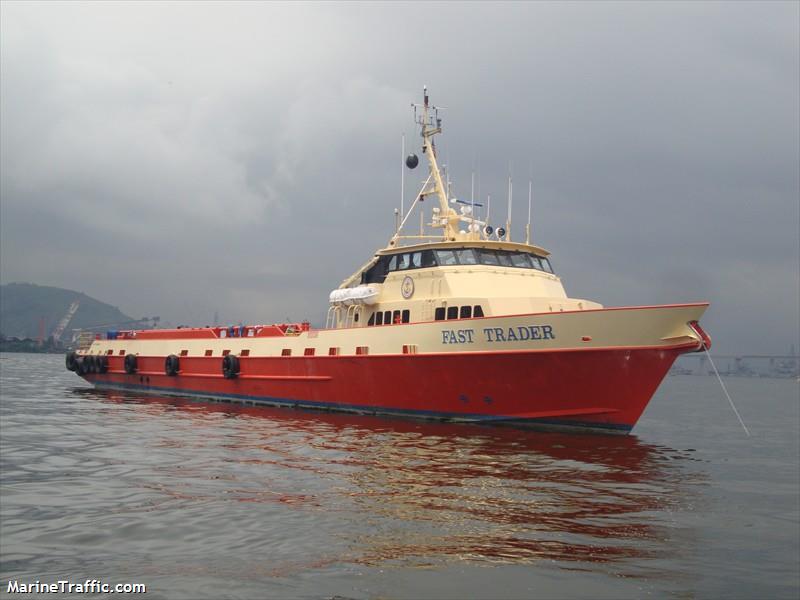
(66, 88, 711, 434)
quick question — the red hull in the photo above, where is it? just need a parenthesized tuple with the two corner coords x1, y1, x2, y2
(80, 343, 695, 433)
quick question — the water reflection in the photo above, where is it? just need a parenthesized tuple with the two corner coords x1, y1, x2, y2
(83, 389, 703, 571)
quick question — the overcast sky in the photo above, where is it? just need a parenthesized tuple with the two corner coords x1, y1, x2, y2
(1, 1, 798, 355)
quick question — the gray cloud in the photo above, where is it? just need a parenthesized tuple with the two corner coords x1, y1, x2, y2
(1, 1, 797, 354)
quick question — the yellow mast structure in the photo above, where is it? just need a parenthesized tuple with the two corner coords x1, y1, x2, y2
(390, 87, 484, 246)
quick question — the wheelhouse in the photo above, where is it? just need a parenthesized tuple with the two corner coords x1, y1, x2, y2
(361, 246, 554, 285)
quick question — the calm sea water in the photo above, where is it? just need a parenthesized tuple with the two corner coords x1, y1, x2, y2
(0, 352, 798, 599)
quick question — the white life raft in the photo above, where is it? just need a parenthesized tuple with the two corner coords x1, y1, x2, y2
(329, 285, 379, 306)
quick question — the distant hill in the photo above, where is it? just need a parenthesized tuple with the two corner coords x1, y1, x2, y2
(0, 283, 134, 340)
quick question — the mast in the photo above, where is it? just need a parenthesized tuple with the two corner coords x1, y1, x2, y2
(400, 133, 405, 218)
(390, 88, 486, 246)
(418, 87, 456, 239)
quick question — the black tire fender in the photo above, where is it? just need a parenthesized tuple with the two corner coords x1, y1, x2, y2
(165, 354, 180, 376)
(222, 354, 240, 379)
(124, 353, 138, 375)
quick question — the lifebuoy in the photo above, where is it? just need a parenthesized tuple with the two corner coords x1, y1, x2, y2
(165, 354, 180, 376)
(124, 353, 138, 375)
(222, 354, 240, 379)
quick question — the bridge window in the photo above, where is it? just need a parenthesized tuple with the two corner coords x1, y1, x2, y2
(435, 250, 458, 266)
(421, 250, 436, 267)
(384, 310, 391, 324)
(398, 254, 411, 270)
(375, 311, 384, 326)
(541, 258, 554, 273)
(368, 313, 375, 326)
(435, 307, 446, 321)
(456, 248, 478, 265)
(510, 253, 532, 268)
(497, 252, 513, 267)
(410, 252, 422, 268)
(478, 249, 500, 265)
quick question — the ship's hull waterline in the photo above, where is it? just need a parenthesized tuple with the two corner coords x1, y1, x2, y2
(74, 304, 710, 433)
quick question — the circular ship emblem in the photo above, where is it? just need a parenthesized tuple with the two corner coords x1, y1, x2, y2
(401, 276, 415, 299)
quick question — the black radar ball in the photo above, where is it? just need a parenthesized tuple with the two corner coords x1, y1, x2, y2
(405, 153, 419, 169)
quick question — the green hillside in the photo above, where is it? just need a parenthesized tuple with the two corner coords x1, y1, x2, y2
(0, 283, 134, 340)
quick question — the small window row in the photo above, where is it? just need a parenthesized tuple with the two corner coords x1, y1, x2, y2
(367, 309, 411, 326)
(362, 248, 553, 283)
(435, 305, 484, 321)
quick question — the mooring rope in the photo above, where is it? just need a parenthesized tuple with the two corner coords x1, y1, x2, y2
(703, 347, 751, 437)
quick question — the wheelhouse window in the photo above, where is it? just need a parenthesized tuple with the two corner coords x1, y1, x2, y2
(510, 252, 531, 268)
(421, 250, 436, 267)
(435, 250, 458, 266)
(497, 252, 513, 267)
(477, 249, 500, 265)
(455, 248, 478, 265)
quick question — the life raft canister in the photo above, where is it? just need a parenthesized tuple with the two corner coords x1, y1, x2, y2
(222, 354, 240, 379)
(164, 354, 180, 376)
(124, 353, 138, 375)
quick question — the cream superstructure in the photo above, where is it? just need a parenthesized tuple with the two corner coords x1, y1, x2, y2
(326, 87, 600, 331)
